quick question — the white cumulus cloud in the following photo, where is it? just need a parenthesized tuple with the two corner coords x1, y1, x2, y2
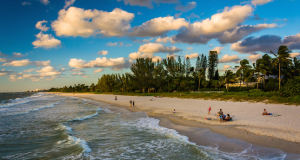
(35, 20, 49, 31)
(251, 0, 273, 6)
(2, 59, 50, 67)
(98, 50, 108, 55)
(51, 7, 134, 37)
(138, 43, 181, 53)
(64, 0, 76, 9)
(210, 47, 224, 54)
(94, 69, 104, 74)
(223, 65, 231, 69)
(185, 53, 199, 59)
(32, 32, 61, 49)
(69, 57, 126, 68)
(247, 54, 262, 61)
(219, 55, 240, 63)
(129, 16, 189, 37)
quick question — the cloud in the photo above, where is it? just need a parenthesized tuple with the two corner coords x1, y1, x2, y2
(129, 16, 189, 37)
(22, 1, 31, 5)
(0, 51, 8, 57)
(40, 0, 49, 5)
(36, 66, 62, 76)
(186, 47, 193, 50)
(186, 13, 199, 19)
(2, 59, 50, 67)
(166, 53, 178, 59)
(24, 68, 35, 73)
(12, 52, 28, 58)
(69, 57, 127, 69)
(185, 53, 199, 59)
(106, 42, 131, 47)
(106, 42, 118, 46)
(0, 73, 7, 76)
(35, 20, 49, 31)
(64, 0, 76, 9)
(52, 7, 134, 37)
(132, 38, 154, 43)
(155, 37, 176, 44)
(138, 43, 182, 53)
(251, 0, 273, 6)
(175, 2, 197, 12)
(118, 0, 178, 9)
(219, 54, 240, 63)
(0, 69, 14, 76)
(129, 52, 162, 62)
(231, 32, 300, 54)
(173, 5, 254, 44)
(94, 69, 103, 74)
(290, 52, 300, 58)
(175, 13, 182, 18)
(137, 12, 143, 15)
(223, 65, 231, 69)
(247, 54, 262, 61)
(98, 50, 108, 55)
(210, 47, 224, 54)
(0, 58, 7, 62)
(32, 32, 61, 49)
(217, 23, 276, 44)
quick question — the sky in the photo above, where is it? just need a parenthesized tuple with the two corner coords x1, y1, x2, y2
(1, 0, 300, 92)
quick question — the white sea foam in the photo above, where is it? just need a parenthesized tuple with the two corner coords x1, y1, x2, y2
(3, 101, 61, 116)
(71, 112, 98, 121)
(67, 136, 91, 152)
(135, 118, 194, 145)
(0, 93, 49, 108)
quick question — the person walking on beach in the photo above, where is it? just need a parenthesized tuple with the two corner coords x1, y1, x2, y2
(129, 100, 132, 107)
(208, 107, 211, 115)
(115, 96, 117, 100)
(173, 109, 176, 114)
(133, 101, 135, 107)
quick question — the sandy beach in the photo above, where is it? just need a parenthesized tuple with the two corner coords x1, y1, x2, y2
(56, 93, 300, 155)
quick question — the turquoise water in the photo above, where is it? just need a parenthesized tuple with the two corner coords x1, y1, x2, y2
(0, 93, 298, 159)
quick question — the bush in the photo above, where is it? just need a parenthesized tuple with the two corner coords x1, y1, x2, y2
(226, 87, 254, 92)
(249, 89, 264, 92)
(157, 89, 163, 93)
(282, 77, 300, 97)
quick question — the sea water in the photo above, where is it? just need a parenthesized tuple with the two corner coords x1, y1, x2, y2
(0, 92, 298, 159)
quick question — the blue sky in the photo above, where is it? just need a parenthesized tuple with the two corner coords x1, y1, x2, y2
(1, 0, 300, 92)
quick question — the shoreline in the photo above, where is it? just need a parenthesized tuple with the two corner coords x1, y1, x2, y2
(53, 93, 300, 155)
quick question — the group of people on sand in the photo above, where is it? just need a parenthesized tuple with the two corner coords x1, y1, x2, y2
(129, 100, 135, 107)
(150, 95, 163, 101)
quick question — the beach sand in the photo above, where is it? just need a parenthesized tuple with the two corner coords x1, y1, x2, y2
(55, 93, 300, 155)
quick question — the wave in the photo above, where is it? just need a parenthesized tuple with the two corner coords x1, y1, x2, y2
(134, 117, 287, 159)
(68, 136, 91, 152)
(71, 112, 98, 121)
(3, 101, 60, 116)
(0, 93, 48, 108)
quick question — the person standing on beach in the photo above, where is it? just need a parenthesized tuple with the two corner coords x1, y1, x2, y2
(208, 107, 211, 115)
(173, 109, 176, 113)
(133, 101, 135, 107)
(129, 100, 132, 107)
(115, 96, 117, 100)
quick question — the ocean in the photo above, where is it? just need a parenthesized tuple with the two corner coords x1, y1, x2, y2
(0, 92, 298, 160)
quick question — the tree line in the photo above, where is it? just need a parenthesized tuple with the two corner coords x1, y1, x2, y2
(49, 45, 300, 94)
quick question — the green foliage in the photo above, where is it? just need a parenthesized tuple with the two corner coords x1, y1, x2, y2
(208, 51, 218, 81)
(282, 77, 300, 97)
(249, 89, 264, 92)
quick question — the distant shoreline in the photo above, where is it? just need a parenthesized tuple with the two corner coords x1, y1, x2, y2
(51, 93, 300, 155)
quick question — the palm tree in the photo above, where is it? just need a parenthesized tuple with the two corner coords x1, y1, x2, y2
(224, 70, 236, 92)
(291, 57, 300, 78)
(197, 68, 205, 91)
(253, 59, 266, 89)
(270, 45, 291, 90)
(236, 59, 252, 87)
